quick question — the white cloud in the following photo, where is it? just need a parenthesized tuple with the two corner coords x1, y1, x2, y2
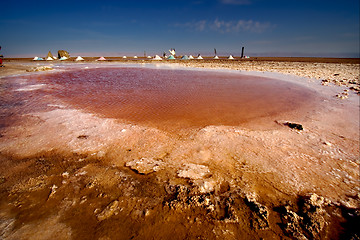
(219, 0, 251, 5)
(175, 18, 274, 33)
(211, 19, 273, 33)
(174, 20, 207, 31)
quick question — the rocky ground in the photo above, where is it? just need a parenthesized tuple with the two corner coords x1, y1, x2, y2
(0, 59, 359, 239)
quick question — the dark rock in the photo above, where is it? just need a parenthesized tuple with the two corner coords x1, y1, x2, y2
(77, 135, 88, 139)
(285, 122, 303, 131)
(58, 50, 70, 59)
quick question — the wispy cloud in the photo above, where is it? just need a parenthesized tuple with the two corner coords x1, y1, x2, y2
(175, 18, 274, 33)
(219, 0, 251, 5)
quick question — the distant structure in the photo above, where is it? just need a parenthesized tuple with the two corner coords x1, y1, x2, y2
(169, 48, 176, 56)
(214, 48, 219, 59)
(241, 47, 245, 58)
(46, 51, 54, 61)
(58, 50, 70, 59)
(75, 56, 84, 61)
(153, 55, 162, 60)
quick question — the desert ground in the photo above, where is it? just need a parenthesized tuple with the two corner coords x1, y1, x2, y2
(0, 57, 359, 239)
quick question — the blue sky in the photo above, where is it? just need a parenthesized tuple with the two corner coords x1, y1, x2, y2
(1, 0, 359, 57)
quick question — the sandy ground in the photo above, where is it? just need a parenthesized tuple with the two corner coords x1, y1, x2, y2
(0, 59, 359, 239)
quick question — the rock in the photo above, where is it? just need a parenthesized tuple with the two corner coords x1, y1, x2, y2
(285, 122, 304, 131)
(125, 158, 163, 174)
(275, 120, 304, 130)
(48, 185, 58, 198)
(28, 66, 53, 72)
(58, 50, 70, 59)
(177, 163, 211, 180)
(61, 172, 69, 178)
(282, 207, 308, 240)
(245, 194, 269, 230)
(97, 200, 120, 221)
(192, 179, 216, 193)
(280, 194, 330, 239)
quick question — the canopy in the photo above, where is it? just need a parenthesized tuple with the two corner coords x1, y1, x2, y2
(60, 56, 68, 60)
(196, 55, 203, 60)
(33, 56, 39, 60)
(181, 55, 189, 60)
(213, 56, 219, 59)
(123, 56, 127, 59)
(228, 55, 235, 60)
(188, 55, 194, 59)
(97, 56, 106, 61)
(167, 55, 175, 60)
(46, 56, 53, 61)
(133, 56, 138, 58)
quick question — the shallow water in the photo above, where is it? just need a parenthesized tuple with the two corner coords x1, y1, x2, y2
(2, 66, 320, 131)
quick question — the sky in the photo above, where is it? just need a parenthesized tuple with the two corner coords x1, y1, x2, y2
(1, 0, 359, 58)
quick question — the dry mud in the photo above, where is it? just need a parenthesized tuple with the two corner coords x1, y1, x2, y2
(0, 61, 359, 239)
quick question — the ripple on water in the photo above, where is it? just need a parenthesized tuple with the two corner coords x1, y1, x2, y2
(14, 67, 321, 131)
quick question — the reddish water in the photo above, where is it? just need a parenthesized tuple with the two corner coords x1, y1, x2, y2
(27, 67, 319, 130)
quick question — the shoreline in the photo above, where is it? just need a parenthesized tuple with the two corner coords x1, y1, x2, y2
(2, 58, 359, 93)
(0, 60, 359, 239)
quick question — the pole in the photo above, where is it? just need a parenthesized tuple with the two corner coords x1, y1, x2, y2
(241, 47, 244, 58)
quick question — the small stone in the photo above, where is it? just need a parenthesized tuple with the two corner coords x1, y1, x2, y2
(177, 164, 211, 180)
(97, 200, 119, 221)
(48, 185, 58, 198)
(77, 135, 88, 139)
(62, 172, 69, 178)
(125, 158, 164, 174)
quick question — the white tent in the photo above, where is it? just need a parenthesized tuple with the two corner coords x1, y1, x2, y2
(213, 56, 219, 59)
(147, 56, 152, 59)
(228, 55, 235, 60)
(196, 55, 203, 60)
(33, 56, 39, 61)
(75, 56, 84, 61)
(153, 55, 162, 60)
(134, 56, 138, 58)
(188, 55, 194, 59)
(97, 56, 106, 61)
(123, 56, 127, 59)
(46, 56, 53, 61)
(60, 56, 68, 61)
